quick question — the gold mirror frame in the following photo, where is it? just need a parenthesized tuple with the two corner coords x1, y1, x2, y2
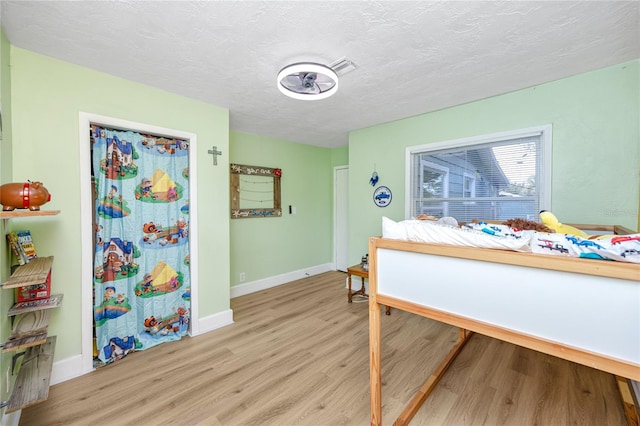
(230, 163, 282, 218)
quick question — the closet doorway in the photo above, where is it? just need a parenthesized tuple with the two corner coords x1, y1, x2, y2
(79, 113, 199, 374)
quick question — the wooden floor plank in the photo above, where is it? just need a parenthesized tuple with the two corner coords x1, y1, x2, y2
(20, 272, 627, 425)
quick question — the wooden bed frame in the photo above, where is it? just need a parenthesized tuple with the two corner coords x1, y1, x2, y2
(368, 230, 640, 425)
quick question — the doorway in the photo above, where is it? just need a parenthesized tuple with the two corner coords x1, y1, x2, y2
(334, 166, 348, 271)
(79, 113, 199, 374)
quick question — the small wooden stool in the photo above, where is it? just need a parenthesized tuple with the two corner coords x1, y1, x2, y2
(347, 264, 391, 315)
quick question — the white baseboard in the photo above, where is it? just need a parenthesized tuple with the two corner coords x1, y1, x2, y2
(231, 263, 334, 298)
(191, 309, 234, 337)
(0, 410, 20, 426)
(51, 354, 88, 386)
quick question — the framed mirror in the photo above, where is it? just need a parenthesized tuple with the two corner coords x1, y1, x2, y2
(230, 163, 282, 218)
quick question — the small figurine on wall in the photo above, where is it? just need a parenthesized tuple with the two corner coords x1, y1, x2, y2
(0, 181, 51, 211)
(369, 171, 379, 186)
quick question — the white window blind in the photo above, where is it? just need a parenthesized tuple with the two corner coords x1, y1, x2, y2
(406, 126, 552, 223)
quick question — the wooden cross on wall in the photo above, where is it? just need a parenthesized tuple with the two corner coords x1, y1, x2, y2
(207, 146, 223, 165)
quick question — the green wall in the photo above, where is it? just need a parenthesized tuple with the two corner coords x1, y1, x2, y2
(0, 28, 13, 407)
(7, 47, 231, 362)
(348, 60, 640, 263)
(331, 145, 348, 167)
(229, 131, 334, 285)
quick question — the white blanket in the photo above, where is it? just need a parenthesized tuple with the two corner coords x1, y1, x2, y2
(381, 217, 640, 264)
(382, 217, 533, 252)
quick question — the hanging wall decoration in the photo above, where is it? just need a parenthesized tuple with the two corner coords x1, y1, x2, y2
(369, 165, 379, 186)
(230, 163, 282, 218)
(373, 185, 392, 207)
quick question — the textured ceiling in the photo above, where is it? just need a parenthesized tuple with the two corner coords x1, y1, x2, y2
(2, 1, 639, 148)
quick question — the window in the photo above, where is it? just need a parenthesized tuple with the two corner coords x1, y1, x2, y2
(462, 172, 476, 200)
(420, 161, 449, 217)
(405, 125, 551, 223)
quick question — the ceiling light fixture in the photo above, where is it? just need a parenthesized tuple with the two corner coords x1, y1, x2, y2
(277, 62, 338, 100)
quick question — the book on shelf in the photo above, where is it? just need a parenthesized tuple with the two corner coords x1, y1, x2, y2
(6, 232, 27, 265)
(16, 230, 37, 261)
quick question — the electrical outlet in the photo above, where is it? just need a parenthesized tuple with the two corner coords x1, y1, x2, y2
(239, 272, 246, 282)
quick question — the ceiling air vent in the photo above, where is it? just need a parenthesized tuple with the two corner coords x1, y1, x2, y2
(329, 57, 359, 76)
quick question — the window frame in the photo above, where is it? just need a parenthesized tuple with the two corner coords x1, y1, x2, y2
(404, 125, 552, 220)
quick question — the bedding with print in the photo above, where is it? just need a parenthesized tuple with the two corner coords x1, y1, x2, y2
(382, 217, 640, 263)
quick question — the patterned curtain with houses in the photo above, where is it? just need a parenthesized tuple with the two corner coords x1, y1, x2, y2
(91, 125, 191, 364)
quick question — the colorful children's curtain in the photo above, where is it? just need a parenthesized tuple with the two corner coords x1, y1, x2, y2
(91, 125, 190, 364)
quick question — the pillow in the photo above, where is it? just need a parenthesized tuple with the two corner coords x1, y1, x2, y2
(382, 217, 532, 252)
(381, 216, 409, 240)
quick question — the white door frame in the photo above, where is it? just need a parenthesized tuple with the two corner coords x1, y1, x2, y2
(78, 112, 199, 376)
(333, 166, 348, 271)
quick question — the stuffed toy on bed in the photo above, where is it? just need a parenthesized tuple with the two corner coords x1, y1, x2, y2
(504, 217, 554, 233)
(535, 210, 640, 263)
(539, 210, 614, 240)
(539, 211, 589, 237)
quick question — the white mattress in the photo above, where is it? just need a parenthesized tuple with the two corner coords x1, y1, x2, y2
(381, 217, 640, 264)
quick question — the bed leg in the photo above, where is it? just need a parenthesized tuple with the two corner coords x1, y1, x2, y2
(370, 295, 382, 425)
(616, 375, 640, 426)
(369, 238, 383, 426)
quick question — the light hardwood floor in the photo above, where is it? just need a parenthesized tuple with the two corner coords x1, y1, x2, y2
(20, 271, 626, 425)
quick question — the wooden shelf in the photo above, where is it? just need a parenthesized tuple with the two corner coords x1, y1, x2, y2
(5, 336, 56, 413)
(0, 210, 59, 219)
(1, 211, 60, 412)
(3, 309, 52, 352)
(2, 330, 48, 353)
(1, 256, 54, 289)
(8, 294, 63, 316)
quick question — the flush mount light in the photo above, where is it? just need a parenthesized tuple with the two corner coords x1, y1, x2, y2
(277, 62, 338, 100)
